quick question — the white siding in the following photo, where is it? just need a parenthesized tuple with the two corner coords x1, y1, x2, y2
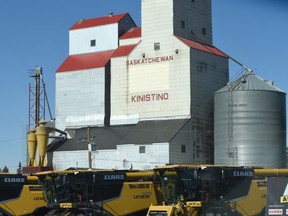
(92, 143, 169, 170)
(55, 68, 105, 131)
(119, 37, 141, 46)
(53, 150, 88, 170)
(110, 37, 191, 123)
(110, 0, 193, 123)
(69, 24, 119, 55)
(142, 0, 173, 44)
(110, 56, 130, 124)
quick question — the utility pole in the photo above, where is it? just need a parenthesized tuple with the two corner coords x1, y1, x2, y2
(88, 127, 92, 169)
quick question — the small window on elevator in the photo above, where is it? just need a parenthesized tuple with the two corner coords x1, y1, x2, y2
(181, 20, 185, 29)
(202, 28, 206, 35)
(139, 146, 146, 154)
(154, 42, 160, 51)
(181, 145, 186, 153)
(90, 39, 96, 47)
(191, 0, 195, 2)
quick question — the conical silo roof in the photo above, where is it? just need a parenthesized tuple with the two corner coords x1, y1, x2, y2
(215, 73, 285, 93)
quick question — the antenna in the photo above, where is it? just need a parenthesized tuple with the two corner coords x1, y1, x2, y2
(39, 71, 53, 121)
(28, 66, 53, 130)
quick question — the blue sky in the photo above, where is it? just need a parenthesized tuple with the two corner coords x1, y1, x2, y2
(0, 1, 287, 171)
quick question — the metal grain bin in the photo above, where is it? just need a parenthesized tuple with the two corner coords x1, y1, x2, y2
(214, 74, 286, 168)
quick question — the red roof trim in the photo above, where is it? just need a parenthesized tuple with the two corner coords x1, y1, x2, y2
(70, 13, 128, 30)
(56, 50, 116, 73)
(176, 36, 228, 57)
(120, 27, 141, 39)
(112, 44, 138, 58)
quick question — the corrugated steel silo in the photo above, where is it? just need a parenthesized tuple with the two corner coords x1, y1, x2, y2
(214, 74, 286, 168)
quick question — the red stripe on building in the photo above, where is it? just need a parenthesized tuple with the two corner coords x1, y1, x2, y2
(56, 50, 116, 73)
(112, 44, 137, 58)
(176, 36, 227, 57)
(70, 13, 129, 30)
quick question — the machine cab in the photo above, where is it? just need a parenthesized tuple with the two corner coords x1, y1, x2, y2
(155, 165, 254, 204)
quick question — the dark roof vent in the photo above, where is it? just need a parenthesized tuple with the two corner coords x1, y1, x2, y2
(241, 77, 247, 83)
(78, 18, 85, 24)
(128, 27, 136, 32)
(264, 80, 274, 85)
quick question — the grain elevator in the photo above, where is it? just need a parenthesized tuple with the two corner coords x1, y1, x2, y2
(49, 0, 230, 170)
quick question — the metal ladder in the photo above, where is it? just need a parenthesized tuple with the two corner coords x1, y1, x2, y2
(227, 84, 238, 165)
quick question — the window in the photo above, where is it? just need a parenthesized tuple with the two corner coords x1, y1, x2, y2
(191, 0, 195, 2)
(181, 145, 186, 153)
(90, 39, 96, 47)
(181, 20, 185, 29)
(202, 27, 206, 35)
(139, 146, 146, 154)
(154, 42, 160, 51)
(197, 62, 208, 73)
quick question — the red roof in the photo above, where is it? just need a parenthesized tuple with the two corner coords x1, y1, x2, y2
(176, 36, 227, 57)
(56, 50, 115, 73)
(112, 44, 137, 58)
(70, 13, 129, 30)
(120, 27, 141, 39)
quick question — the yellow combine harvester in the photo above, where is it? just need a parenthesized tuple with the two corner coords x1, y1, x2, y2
(2, 164, 288, 215)
(0, 174, 47, 216)
(37, 165, 288, 216)
(36, 169, 162, 215)
(146, 164, 288, 216)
